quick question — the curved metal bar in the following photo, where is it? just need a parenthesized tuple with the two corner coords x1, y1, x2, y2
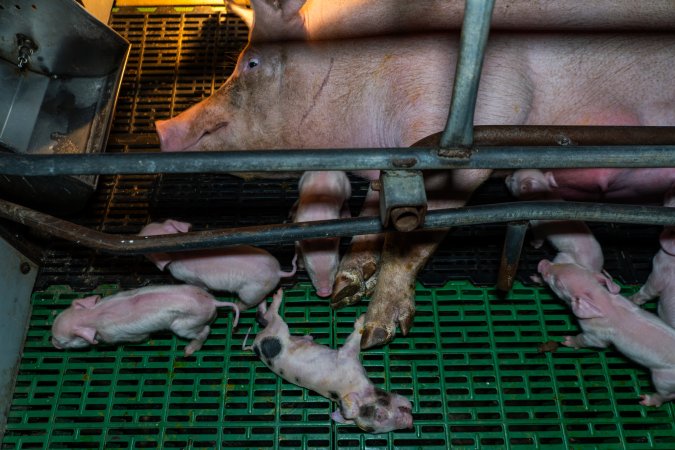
(0, 197, 674, 255)
(2, 144, 675, 176)
(440, 0, 495, 148)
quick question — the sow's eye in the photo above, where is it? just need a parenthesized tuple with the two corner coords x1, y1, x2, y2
(247, 57, 259, 69)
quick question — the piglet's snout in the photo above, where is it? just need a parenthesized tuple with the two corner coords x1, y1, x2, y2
(397, 407, 414, 429)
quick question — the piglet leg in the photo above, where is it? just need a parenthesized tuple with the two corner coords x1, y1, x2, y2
(257, 289, 289, 336)
(641, 370, 675, 407)
(184, 325, 211, 356)
(338, 315, 365, 357)
(630, 272, 663, 306)
(332, 187, 383, 309)
(562, 332, 611, 349)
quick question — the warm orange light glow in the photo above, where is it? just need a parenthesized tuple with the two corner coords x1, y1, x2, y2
(115, 0, 226, 6)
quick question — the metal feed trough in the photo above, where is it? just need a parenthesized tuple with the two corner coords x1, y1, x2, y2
(0, 0, 129, 212)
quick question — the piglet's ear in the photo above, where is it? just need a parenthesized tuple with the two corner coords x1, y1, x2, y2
(72, 295, 101, 309)
(570, 297, 604, 320)
(166, 219, 191, 233)
(339, 392, 361, 420)
(598, 270, 621, 294)
(75, 326, 98, 345)
(537, 259, 553, 275)
(544, 171, 558, 188)
(330, 410, 355, 425)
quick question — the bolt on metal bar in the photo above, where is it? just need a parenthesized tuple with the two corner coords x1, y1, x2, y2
(2, 144, 675, 176)
(440, 0, 495, 148)
(2, 197, 675, 254)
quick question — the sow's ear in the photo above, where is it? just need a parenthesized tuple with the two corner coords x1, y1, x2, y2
(231, 0, 307, 43)
(72, 295, 101, 309)
(228, 1, 254, 29)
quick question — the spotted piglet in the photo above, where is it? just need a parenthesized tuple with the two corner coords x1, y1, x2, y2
(538, 259, 675, 407)
(246, 289, 413, 433)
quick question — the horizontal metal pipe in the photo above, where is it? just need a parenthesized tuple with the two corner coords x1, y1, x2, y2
(440, 0, 495, 148)
(2, 144, 675, 176)
(1, 197, 674, 254)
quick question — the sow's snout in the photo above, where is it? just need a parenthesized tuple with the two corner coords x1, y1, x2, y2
(155, 102, 228, 152)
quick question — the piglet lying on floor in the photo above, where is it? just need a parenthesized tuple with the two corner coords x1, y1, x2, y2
(51, 285, 239, 356)
(538, 259, 675, 407)
(139, 219, 296, 312)
(245, 289, 413, 433)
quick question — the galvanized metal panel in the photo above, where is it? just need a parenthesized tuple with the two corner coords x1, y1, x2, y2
(0, 238, 38, 441)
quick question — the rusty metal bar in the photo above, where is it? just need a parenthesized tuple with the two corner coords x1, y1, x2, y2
(496, 221, 529, 292)
(2, 197, 675, 255)
(440, 0, 495, 148)
(106, 126, 675, 149)
(470, 126, 675, 146)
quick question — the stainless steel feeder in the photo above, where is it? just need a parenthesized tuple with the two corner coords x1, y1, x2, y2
(0, 0, 130, 212)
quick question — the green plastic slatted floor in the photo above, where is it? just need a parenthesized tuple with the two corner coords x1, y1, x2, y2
(4, 281, 675, 449)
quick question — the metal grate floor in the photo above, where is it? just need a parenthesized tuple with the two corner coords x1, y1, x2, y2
(4, 282, 675, 448)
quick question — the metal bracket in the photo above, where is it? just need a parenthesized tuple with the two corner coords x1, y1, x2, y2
(378, 170, 428, 232)
(16, 34, 37, 70)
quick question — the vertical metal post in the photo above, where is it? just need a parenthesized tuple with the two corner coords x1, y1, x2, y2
(440, 0, 495, 149)
(497, 221, 529, 292)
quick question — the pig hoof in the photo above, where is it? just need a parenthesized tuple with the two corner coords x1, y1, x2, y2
(331, 271, 364, 309)
(361, 323, 393, 349)
(399, 311, 414, 336)
(331, 267, 380, 309)
(363, 273, 378, 296)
